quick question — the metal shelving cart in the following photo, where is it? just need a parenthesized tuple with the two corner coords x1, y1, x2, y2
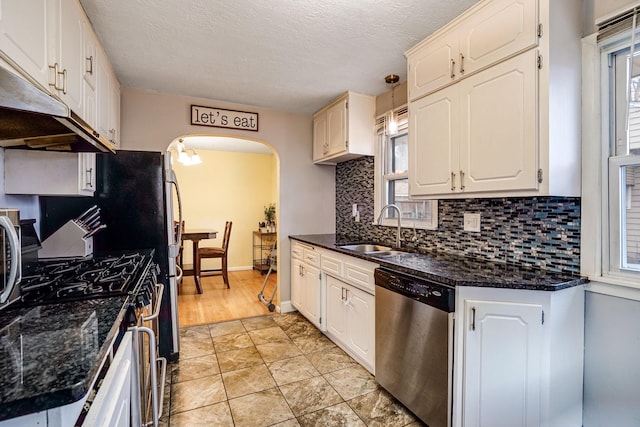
(252, 230, 277, 274)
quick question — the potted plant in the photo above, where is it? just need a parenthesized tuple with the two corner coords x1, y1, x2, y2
(264, 203, 276, 231)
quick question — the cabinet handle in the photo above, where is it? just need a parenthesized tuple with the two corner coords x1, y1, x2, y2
(48, 63, 63, 91)
(341, 287, 345, 301)
(471, 307, 476, 331)
(459, 53, 465, 74)
(109, 128, 116, 144)
(58, 68, 67, 94)
(86, 167, 93, 189)
(450, 58, 456, 79)
(86, 55, 94, 75)
(451, 172, 456, 191)
(460, 170, 465, 190)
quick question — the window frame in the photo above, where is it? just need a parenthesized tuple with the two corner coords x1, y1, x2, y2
(374, 106, 438, 230)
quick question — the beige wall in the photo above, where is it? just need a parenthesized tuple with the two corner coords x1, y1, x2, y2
(173, 150, 276, 271)
(120, 87, 336, 309)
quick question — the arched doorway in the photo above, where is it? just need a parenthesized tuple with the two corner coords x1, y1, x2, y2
(167, 134, 280, 326)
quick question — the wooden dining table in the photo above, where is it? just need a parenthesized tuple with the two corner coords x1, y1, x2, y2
(181, 228, 218, 294)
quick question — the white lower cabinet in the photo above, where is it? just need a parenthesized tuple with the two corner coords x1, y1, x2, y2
(290, 242, 323, 330)
(454, 285, 585, 427)
(325, 275, 375, 373)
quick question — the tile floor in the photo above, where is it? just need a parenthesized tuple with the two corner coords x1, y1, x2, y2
(160, 312, 425, 427)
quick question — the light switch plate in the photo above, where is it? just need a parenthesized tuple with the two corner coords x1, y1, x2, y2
(463, 213, 481, 232)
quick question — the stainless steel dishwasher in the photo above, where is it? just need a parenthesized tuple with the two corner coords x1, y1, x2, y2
(375, 267, 455, 427)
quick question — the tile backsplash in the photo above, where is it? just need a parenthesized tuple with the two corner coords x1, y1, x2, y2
(336, 156, 581, 274)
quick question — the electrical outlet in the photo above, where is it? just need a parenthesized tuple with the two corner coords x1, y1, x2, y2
(463, 213, 481, 232)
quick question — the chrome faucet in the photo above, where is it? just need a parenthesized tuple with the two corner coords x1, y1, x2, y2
(376, 204, 403, 248)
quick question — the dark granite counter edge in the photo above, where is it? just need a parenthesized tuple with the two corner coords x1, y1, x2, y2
(289, 234, 588, 291)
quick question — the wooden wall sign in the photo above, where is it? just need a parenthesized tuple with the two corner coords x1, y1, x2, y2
(191, 105, 259, 131)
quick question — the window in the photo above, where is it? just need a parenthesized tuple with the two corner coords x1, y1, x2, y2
(374, 106, 438, 230)
(602, 21, 640, 277)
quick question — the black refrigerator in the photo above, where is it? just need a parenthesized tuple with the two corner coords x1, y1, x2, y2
(40, 150, 182, 361)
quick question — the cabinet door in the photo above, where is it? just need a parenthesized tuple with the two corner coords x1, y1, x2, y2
(326, 99, 347, 155)
(290, 258, 304, 312)
(303, 263, 322, 328)
(325, 275, 347, 343)
(409, 83, 459, 197)
(83, 331, 134, 427)
(459, 0, 538, 77)
(463, 299, 543, 427)
(0, 0, 51, 89)
(458, 50, 538, 193)
(408, 30, 459, 100)
(54, 0, 84, 113)
(345, 284, 375, 370)
(312, 112, 328, 161)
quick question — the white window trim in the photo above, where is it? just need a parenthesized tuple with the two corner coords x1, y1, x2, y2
(373, 106, 438, 231)
(582, 31, 640, 298)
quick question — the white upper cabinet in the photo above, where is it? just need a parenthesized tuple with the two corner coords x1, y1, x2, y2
(51, 0, 85, 113)
(313, 91, 375, 165)
(0, 0, 52, 89)
(406, 0, 582, 198)
(408, 0, 538, 101)
(0, 0, 120, 147)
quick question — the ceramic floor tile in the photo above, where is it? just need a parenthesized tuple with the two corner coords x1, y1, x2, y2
(169, 402, 234, 427)
(228, 387, 295, 427)
(248, 326, 291, 345)
(306, 346, 358, 374)
(255, 341, 302, 363)
(222, 363, 277, 399)
(267, 355, 321, 386)
(241, 315, 278, 331)
(217, 346, 264, 372)
(180, 325, 211, 340)
(170, 374, 227, 415)
(270, 419, 302, 427)
(291, 332, 337, 354)
(279, 376, 344, 416)
(212, 332, 254, 353)
(282, 319, 320, 338)
(172, 354, 220, 383)
(298, 402, 366, 427)
(347, 389, 417, 427)
(179, 336, 215, 359)
(324, 365, 379, 401)
(209, 320, 246, 338)
(273, 312, 307, 330)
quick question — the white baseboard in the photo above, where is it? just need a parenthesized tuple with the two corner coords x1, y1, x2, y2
(279, 300, 296, 313)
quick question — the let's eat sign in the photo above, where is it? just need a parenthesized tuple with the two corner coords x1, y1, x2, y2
(191, 105, 259, 132)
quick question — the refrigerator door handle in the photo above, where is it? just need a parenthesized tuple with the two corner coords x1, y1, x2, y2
(167, 168, 183, 258)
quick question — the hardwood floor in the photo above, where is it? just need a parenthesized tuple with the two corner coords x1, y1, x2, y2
(177, 269, 277, 327)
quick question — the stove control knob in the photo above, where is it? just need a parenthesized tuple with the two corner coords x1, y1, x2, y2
(432, 290, 442, 297)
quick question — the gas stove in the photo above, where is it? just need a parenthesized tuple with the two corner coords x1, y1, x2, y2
(18, 250, 156, 307)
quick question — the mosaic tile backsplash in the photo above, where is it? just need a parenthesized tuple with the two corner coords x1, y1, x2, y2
(336, 156, 581, 274)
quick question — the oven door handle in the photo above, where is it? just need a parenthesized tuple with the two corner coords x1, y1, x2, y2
(0, 216, 20, 304)
(134, 326, 166, 427)
(142, 282, 164, 323)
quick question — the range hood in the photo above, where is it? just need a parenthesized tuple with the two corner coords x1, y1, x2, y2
(0, 65, 116, 153)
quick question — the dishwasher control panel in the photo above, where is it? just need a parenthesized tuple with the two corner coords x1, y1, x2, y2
(374, 268, 455, 312)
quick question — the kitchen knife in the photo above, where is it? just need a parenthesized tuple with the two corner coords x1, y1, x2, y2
(76, 205, 99, 224)
(81, 210, 101, 230)
(85, 217, 101, 230)
(84, 224, 107, 239)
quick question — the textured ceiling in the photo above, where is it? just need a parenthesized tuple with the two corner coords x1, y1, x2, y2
(79, 0, 479, 115)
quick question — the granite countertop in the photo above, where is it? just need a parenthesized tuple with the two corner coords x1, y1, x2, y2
(0, 296, 128, 421)
(290, 234, 587, 291)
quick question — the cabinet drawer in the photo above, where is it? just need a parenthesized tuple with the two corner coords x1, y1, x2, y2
(291, 241, 305, 260)
(321, 253, 344, 277)
(344, 262, 375, 294)
(303, 249, 320, 268)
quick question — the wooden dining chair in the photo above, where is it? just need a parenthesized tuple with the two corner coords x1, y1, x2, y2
(198, 221, 232, 288)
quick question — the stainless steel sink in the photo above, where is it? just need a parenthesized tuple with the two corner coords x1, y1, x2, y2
(367, 250, 407, 257)
(339, 244, 393, 253)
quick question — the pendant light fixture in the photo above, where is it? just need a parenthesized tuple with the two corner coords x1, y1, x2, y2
(385, 74, 400, 135)
(175, 138, 202, 166)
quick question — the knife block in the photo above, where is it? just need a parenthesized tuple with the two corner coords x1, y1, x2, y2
(39, 220, 93, 259)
